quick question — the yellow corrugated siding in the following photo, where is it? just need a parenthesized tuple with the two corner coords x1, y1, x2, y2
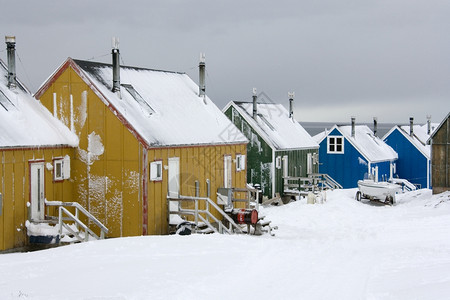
(0, 147, 74, 251)
(146, 143, 247, 234)
(38, 66, 143, 239)
(36, 65, 248, 240)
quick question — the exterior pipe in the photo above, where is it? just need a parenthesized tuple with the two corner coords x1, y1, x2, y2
(111, 37, 120, 93)
(427, 115, 431, 135)
(5, 36, 16, 89)
(288, 92, 294, 119)
(373, 117, 378, 137)
(351, 117, 355, 138)
(252, 88, 257, 119)
(410, 117, 414, 137)
(199, 53, 206, 97)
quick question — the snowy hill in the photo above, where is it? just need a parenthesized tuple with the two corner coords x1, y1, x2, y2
(1, 189, 449, 300)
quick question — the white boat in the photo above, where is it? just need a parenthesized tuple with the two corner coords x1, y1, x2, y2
(356, 179, 401, 205)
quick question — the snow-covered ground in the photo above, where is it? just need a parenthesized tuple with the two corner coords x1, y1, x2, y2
(1, 189, 449, 300)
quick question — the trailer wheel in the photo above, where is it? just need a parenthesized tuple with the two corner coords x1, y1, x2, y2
(281, 196, 291, 204)
(356, 191, 362, 201)
(386, 195, 394, 206)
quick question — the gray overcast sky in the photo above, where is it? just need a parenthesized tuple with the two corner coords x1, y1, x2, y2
(1, 0, 449, 124)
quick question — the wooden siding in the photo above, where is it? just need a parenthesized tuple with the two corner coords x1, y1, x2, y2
(431, 116, 450, 194)
(0, 147, 74, 251)
(38, 67, 142, 238)
(318, 128, 392, 188)
(37, 65, 248, 239)
(274, 149, 319, 196)
(146, 143, 247, 235)
(384, 129, 430, 188)
(225, 106, 273, 197)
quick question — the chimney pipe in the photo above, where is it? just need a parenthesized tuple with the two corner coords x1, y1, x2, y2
(252, 88, 257, 119)
(199, 53, 206, 97)
(427, 115, 431, 135)
(373, 117, 378, 137)
(5, 36, 16, 89)
(351, 117, 355, 138)
(288, 92, 295, 119)
(409, 117, 414, 137)
(111, 37, 120, 93)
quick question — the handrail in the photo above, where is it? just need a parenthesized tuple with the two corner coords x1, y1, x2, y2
(59, 207, 95, 242)
(283, 173, 342, 193)
(168, 195, 244, 234)
(45, 200, 109, 237)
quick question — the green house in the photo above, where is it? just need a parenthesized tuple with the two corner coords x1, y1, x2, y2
(223, 96, 319, 199)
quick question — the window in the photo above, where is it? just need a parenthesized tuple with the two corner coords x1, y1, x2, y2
(53, 156, 70, 181)
(150, 160, 163, 181)
(275, 156, 282, 169)
(327, 136, 344, 153)
(236, 154, 246, 171)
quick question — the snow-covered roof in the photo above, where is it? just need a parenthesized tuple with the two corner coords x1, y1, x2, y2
(0, 60, 78, 149)
(225, 101, 319, 150)
(388, 123, 439, 158)
(51, 59, 247, 147)
(316, 124, 397, 163)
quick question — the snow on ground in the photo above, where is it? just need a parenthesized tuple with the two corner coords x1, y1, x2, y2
(1, 189, 449, 300)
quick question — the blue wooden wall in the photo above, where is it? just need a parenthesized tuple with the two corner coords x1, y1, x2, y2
(318, 128, 394, 188)
(384, 128, 429, 189)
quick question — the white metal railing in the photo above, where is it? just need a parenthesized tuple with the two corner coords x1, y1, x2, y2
(284, 173, 342, 194)
(168, 195, 244, 234)
(45, 200, 108, 242)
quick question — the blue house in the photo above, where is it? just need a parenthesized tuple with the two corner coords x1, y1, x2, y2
(383, 118, 438, 189)
(314, 120, 398, 189)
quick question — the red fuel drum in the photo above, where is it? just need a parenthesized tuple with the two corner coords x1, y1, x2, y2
(231, 209, 258, 225)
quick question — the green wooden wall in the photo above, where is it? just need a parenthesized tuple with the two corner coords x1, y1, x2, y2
(225, 106, 273, 197)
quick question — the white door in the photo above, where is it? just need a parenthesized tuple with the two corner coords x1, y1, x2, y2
(282, 155, 289, 178)
(30, 162, 45, 221)
(168, 157, 180, 198)
(307, 153, 313, 175)
(224, 155, 232, 188)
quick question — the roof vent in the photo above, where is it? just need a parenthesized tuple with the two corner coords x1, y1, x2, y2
(252, 88, 257, 119)
(409, 117, 414, 137)
(426, 115, 431, 135)
(373, 117, 378, 137)
(288, 92, 295, 119)
(351, 117, 355, 138)
(5, 36, 16, 89)
(199, 53, 206, 97)
(111, 37, 120, 93)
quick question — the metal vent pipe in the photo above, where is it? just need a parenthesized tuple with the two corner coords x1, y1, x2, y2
(111, 37, 120, 93)
(5, 36, 16, 89)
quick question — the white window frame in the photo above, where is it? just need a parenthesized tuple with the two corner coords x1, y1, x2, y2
(54, 159, 64, 181)
(150, 160, 163, 181)
(53, 156, 70, 181)
(327, 136, 344, 154)
(236, 154, 246, 172)
(275, 156, 282, 169)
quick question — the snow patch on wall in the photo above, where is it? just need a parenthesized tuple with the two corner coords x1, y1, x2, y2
(124, 170, 140, 191)
(78, 131, 104, 166)
(75, 90, 88, 135)
(260, 162, 272, 195)
(358, 157, 368, 166)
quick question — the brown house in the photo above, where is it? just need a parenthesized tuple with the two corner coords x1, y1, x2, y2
(428, 112, 450, 194)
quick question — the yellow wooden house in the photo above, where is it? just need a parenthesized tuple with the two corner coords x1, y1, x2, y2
(0, 37, 78, 252)
(34, 47, 248, 237)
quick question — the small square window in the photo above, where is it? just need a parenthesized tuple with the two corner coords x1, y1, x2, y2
(275, 156, 282, 169)
(236, 154, 246, 171)
(54, 159, 64, 181)
(327, 136, 344, 154)
(150, 161, 163, 181)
